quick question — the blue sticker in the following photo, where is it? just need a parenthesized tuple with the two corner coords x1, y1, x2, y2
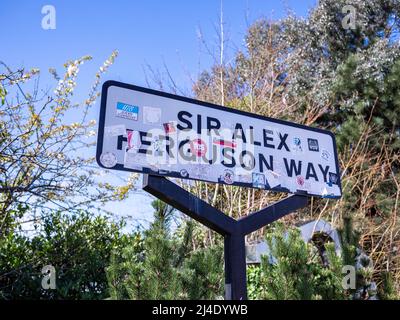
(252, 172, 266, 189)
(116, 102, 139, 121)
(293, 137, 303, 152)
(329, 172, 339, 185)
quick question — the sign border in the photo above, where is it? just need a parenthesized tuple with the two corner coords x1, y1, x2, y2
(96, 80, 342, 199)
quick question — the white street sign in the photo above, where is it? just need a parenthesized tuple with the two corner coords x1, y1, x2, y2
(96, 81, 342, 199)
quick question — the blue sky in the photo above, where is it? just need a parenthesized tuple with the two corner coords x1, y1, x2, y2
(1, 0, 316, 229)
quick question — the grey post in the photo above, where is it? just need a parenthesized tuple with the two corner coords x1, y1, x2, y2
(143, 174, 308, 300)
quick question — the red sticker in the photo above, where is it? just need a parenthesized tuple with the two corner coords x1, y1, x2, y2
(127, 129, 141, 152)
(163, 122, 176, 134)
(190, 139, 207, 157)
(296, 176, 305, 186)
(213, 138, 236, 148)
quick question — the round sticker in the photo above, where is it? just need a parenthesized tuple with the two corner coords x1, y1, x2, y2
(296, 176, 305, 186)
(189, 139, 207, 157)
(292, 137, 303, 152)
(180, 169, 189, 178)
(100, 152, 117, 168)
(321, 149, 330, 161)
(223, 169, 234, 184)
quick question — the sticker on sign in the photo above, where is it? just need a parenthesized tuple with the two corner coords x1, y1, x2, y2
(96, 81, 342, 199)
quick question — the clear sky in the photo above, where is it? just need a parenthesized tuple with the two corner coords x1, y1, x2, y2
(1, 0, 316, 229)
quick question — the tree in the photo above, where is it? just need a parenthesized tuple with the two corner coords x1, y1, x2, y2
(180, 245, 224, 300)
(0, 211, 129, 299)
(107, 200, 182, 300)
(0, 52, 135, 237)
(107, 200, 224, 300)
(249, 223, 345, 300)
(190, 0, 400, 295)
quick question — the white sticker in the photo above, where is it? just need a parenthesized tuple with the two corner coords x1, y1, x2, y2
(265, 170, 281, 188)
(127, 130, 141, 153)
(143, 106, 161, 124)
(282, 176, 297, 193)
(124, 152, 146, 170)
(190, 164, 212, 180)
(104, 124, 126, 137)
(100, 152, 117, 168)
(321, 149, 331, 161)
(238, 174, 252, 183)
(222, 169, 234, 184)
(235, 167, 252, 183)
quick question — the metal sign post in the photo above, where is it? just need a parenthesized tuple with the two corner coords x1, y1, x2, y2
(142, 174, 308, 300)
(96, 80, 341, 300)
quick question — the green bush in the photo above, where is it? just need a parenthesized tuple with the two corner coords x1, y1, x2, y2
(248, 223, 346, 300)
(0, 211, 128, 300)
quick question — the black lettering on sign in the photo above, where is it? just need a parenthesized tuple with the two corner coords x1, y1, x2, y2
(305, 163, 318, 181)
(277, 133, 290, 151)
(232, 123, 247, 143)
(177, 111, 193, 130)
(139, 131, 152, 155)
(196, 114, 202, 134)
(207, 144, 218, 165)
(165, 136, 175, 158)
(239, 150, 256, 170)
(249, 126, 262, 146)
(222, 148, 235, 168)
(259, 154, 273, 172)
(263, 129, 275, 149)
(318, 164, 330, 183)
(117, 135, 127, 150)
(179, 139, 195, 161)
(207, 117, 220, 132)
(284, 158, 302, 177)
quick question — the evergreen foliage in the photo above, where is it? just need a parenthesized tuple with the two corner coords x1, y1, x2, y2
(106, 200, 224, 300)
(0, 211, 128, 299)
(1, 0, 400, 299)
(249, 223, 345, 300)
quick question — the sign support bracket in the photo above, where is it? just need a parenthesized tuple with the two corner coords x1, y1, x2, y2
(143, 174, 308, 300)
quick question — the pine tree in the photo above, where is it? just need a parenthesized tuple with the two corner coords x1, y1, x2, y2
(180, 245, 224, 300)
(107, 200, 182, 299)
(338, 217, 379, 300)
(106, 201, 224, 300)
(380, 271, 399, 300)
(253, 223, 345, 300)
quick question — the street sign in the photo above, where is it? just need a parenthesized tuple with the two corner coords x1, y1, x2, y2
(96, 81, 342, 199)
